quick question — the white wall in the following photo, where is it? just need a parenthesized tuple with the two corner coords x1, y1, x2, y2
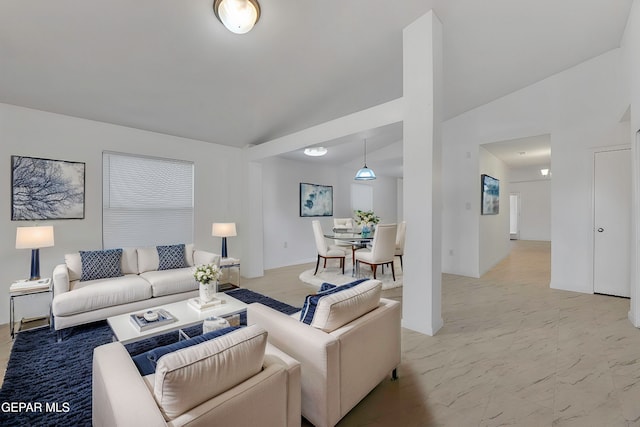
(623, 0, 640, 326)
(442, 48, 628, 293)
(260, 156, 398, 270)
(510, 166, 551, 241)
(478, 147, 510, 275)
(0, 103, 243, 324)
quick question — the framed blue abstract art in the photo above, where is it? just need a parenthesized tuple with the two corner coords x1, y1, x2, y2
(300, 182, 333, 217)
(481, 174, 499, 215)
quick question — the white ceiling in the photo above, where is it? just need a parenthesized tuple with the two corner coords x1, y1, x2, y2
(0, 0, 632, 172)
(482, 135, 551, 169)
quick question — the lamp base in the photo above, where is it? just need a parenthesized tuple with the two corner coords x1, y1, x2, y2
(29, 248, 41, 281)
(221, 237, 228, 259)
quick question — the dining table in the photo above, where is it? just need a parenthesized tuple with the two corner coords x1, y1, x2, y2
(323, 229, 374, 275)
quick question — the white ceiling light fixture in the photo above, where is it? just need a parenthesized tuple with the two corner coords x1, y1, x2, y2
(354, 139, 376, 181)
(303, 147, 328, 157)
(540, 168, 549, 176)
(213, 0, 260, 34)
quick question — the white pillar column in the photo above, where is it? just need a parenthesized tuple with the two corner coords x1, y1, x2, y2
(631, 129, 640, 327)
(241, 157, 265, 278)
(402, 11, 443, 335)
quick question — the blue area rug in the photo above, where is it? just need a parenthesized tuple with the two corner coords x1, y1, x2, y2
(0, 289, 299, 427)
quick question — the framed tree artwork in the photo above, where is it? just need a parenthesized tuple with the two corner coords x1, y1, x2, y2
(11, 155, 85, 220)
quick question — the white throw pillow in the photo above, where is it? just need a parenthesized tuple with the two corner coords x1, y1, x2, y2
(153, 324, 267, 420)
(184, 243, 195, 267)
(64, 253, 82, 282)
(137, 247, 160, 273)
(121, 247, 138, 275)
(310, 279, 382, 332)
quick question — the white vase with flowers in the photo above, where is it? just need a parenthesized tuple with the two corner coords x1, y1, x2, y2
(354, 210, 380, 237)
(193, 263, 223, 303)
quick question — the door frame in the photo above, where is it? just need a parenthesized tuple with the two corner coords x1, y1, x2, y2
(590, 144, 631, 294)
(509, 192, 520, 240)
(631, 130, 640, 326)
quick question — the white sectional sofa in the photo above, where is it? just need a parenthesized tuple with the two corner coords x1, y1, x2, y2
(52, 243, 218, 338)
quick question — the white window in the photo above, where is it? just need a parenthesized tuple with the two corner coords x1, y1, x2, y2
(351, 183, 373, 212)
(103, 152, 194, 248)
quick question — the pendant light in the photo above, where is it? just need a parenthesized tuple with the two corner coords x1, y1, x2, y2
(354, 139, 376, 180)
(213, 0, 261, 34)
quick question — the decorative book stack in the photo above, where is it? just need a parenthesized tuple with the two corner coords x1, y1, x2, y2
(10, 278, 51, 293)
(130, 309, 175, 332)
(188, 297, 226, 311)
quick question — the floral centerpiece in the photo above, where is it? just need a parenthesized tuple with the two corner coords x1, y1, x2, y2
(194, 263, 223, 303)
(354, 210, 380, 237)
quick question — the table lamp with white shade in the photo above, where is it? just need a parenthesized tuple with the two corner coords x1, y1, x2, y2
(212, 223, 236, 258)
(15, 225, 55, 281)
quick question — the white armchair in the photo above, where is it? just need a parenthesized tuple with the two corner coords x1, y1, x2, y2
(395, 221, 406, 269)
(312, 220, 346, 275)
(247, 279, 401, 427)
(355, 223, 397, 280)
(93, 325, 302, 427)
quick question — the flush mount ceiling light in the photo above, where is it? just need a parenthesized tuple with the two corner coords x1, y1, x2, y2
(540, 168, 550, 176)
(213, 0, 260, 34)
(354, 139, 376, 181)
(303, 147, 328, 157)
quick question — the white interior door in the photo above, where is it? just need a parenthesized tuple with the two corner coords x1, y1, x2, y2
(593, 148, 631, 297)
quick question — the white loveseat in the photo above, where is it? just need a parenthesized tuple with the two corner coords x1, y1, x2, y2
(52, 244, 217, 337)
(247, 279, 401, 427)
(93, 325, 302, 427)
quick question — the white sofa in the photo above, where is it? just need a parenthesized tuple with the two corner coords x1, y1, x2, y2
(93, 325, 302, 427)
(247, 279, 401, 427)
(52, 244, 218, 337)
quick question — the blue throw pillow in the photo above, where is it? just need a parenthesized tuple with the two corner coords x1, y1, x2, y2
(319, 282, 336, 292)
(79, 249, 123, 282)
(157, 244, 187, 270)
(132, 326, 240, 376)
(300, 279, 368, 325)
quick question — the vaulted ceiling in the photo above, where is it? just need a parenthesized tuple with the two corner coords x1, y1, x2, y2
(0, 0, 633, 164)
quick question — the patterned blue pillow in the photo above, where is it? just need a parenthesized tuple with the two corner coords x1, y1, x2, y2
(157, 244, 187, 270)
(79, 249, 124, 282)
(300, 279, 368, 325)
(132, 326, 240, 376)
(319, 282, 336, 292)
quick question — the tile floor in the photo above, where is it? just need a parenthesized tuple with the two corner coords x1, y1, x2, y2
(2, 240, 639, 426)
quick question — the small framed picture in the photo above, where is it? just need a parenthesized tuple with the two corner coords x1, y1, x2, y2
(481, 174, 499, 215)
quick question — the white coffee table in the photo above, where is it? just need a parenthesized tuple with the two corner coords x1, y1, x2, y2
(107, 293, 247, 345)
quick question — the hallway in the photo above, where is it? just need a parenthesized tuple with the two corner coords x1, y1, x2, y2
(297, 240, 640, 426)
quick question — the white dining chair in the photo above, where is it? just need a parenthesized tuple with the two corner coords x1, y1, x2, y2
(355, 223, 397, 280)
(333, 218, 354, 230)
(332, 217, 355, 249)
(395, 221, 406, 270)
(312, 220, 346, 275)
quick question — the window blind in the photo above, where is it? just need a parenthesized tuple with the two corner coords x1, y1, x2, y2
(103, 152, 194, 249)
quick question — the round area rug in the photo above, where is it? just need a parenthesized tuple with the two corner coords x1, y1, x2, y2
(299, 259, 402, 290)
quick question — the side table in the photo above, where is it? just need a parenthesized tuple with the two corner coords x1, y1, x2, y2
(219, 257, 241, 291)
(9, 278, 53, 339)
